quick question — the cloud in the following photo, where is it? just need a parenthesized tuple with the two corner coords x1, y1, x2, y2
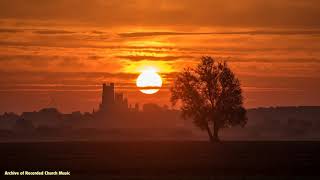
(0, 54, 77, 61)
(33, 29, 76, 34)
(242, 86, 303, 93)
(116, 55, 193, 61)
(119, 30, 320, 38)
(0, 40, 171, 50)
(0, 71, 139, 86)
(87, 55, 104, 60)
(90, 30, 106, 34)
(226, 58, 320, 64)
(0, 28, 24, 33)
(1, 0, 320, 28)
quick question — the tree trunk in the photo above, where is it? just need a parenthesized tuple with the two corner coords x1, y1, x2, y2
(205, 124, 214, 143)
(213, 125, 220, 142)
(212, 121, 220, 142)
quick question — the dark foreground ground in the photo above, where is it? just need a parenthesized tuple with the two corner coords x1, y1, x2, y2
(1, 141, 320, 179)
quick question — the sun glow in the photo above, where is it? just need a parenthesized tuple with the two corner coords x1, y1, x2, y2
(136, 68, 162, 94)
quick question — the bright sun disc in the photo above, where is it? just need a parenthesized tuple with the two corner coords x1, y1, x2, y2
(136, 70, 162, 94)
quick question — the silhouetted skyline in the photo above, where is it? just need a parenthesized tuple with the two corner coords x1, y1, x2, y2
(0, 83, 319, 141)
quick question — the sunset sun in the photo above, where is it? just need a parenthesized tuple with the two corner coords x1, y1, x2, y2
(136, 69, 162, 94)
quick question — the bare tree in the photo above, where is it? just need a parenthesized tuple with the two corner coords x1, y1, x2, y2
(171, 56, 247, 142)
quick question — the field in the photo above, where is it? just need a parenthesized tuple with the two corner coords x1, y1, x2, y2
(1, 141, 320, 179)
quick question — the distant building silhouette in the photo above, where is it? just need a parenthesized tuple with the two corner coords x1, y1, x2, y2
(99, 83, 115, 111)
(99, 83, 128, 112)
(115, 92, 128, 110)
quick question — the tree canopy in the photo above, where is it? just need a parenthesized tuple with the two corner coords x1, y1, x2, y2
(171, 56, 247, 142)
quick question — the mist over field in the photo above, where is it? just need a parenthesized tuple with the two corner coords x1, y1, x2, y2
(1, 106, 320, 141)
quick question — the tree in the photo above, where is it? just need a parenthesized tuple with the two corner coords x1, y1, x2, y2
(170, 56, 247, 142)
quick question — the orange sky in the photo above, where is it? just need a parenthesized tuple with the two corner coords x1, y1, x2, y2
(0, 0, 320, 113)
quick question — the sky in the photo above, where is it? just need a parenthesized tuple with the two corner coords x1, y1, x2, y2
(0, 0, 320, 113)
